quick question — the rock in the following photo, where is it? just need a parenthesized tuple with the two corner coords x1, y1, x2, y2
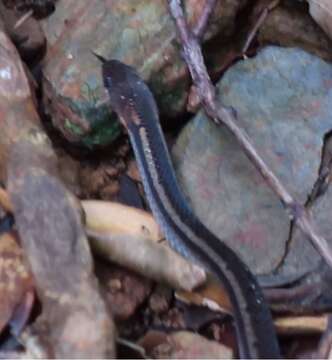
(0, 24, 115, 355)
(0, 20, 42, 183)
(41, 0, 248, 148)
(173, 46, 332, 274)
(259, 2, 332, 62)
(0, 2, 46, 65)
(3, 0, 56, 19)
(8, 161, 116, 357)
(281, 183, 332, 276)
(198, 1, 332, 85)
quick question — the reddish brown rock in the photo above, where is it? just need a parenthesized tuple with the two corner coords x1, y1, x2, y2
(41, 0, 248, 147)
(0, 25, 115, 357)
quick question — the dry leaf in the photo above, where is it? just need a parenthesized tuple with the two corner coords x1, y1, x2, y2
(175, 275, 232, 315)
(82, 200, 162, 241)
(88, 230, 206, 291)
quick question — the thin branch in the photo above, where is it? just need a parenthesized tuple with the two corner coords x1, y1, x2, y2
(192, 0, 217, 40)
(242, 12, 265, 55)
(167, 0, 332, 269)
(13, 9, 33, 29)
(242, 0, 280, 54)
(275, 315, 328, 335)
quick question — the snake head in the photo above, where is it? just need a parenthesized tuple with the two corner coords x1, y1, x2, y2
(95, 56, 141, 127)
(94, 54, 158, 130)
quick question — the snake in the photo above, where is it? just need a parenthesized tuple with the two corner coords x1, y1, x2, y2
(98, 57, 281, 359)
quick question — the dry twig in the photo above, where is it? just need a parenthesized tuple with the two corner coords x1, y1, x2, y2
(275, 314, 329, 335)
(167, 0, 332, 268)
(242, 0, 280, 54)
(13, 9, 33, 29)
(192, 0, 217, 40)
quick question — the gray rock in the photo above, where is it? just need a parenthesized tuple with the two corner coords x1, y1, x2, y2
(173, 46, 332, 274)
(282, 183, 332, 276)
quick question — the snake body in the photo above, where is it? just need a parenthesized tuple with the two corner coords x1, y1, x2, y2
(100, 59, 280, 358)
